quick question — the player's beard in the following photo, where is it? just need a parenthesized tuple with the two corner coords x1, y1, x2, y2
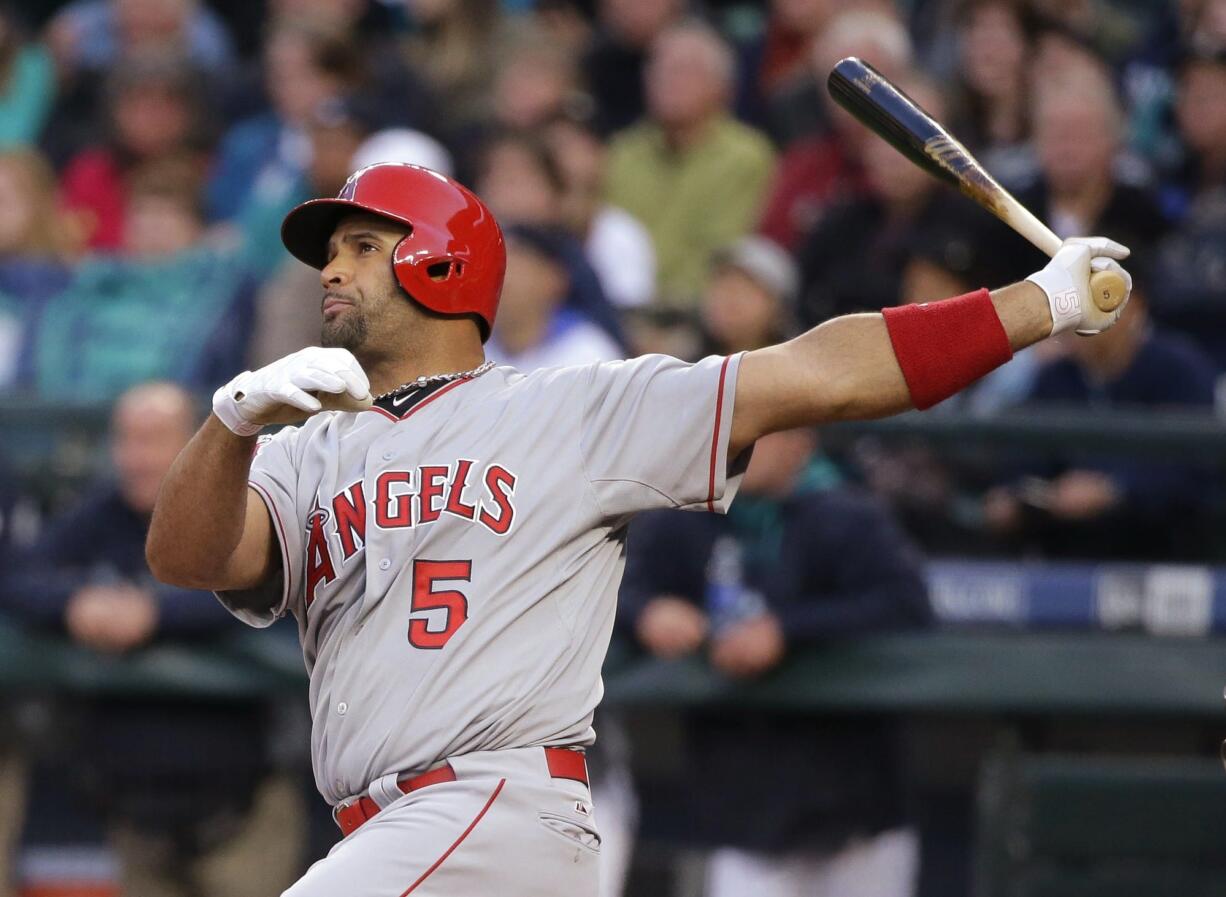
(321, 306, 368, 351)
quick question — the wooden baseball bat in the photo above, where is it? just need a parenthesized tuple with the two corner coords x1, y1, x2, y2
(826, 56, 1126, 313)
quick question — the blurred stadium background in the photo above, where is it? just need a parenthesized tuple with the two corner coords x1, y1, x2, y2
(0, 0, 1225, 895)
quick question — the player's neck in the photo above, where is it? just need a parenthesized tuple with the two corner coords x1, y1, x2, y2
(366, 357, 487, 395)
(357, 317, 487, 395)
(360, 345, 486, 396)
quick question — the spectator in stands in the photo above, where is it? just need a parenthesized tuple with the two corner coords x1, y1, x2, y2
(239, 92, 399, 290)
(1029, 0, 1140, 65)
(0, 149, 76, 390)
(46, 0, 235, 76)
(533, 0, 593, 58)
(606, 21, 775, 310)
(1161, 47, 1226, 216)
(491, 25, 588, 133)
(545, 110, 656, 310)
(0, 381, 304, 897)
(41, 0, 233, 166)
(206, 19, 359, 224)
(947, 0, 1040, 189)
(0, 734, 19, 897)
(59, 51, 209, 252)
(1187, 0, 1226, 54)
(762, 0, 900, 146)
(27, 162, 256, 399)
(477, 130, 625, 346)
(621, 426, 929, 897)
(623, 230, 795, 361)
(304, 95, 385, 198)
(350, 127, 453, 176)
(477, 130, 568, 228)
(0, 9, 55, 149)
(1149, 48, 1226, 366)
(486, 225, 622, 370)
(401, 0, 509, 140)
(121, 156, 208, 258)
(0, 460, 22, 897)
(794, 72, 953, 326)
(1016, 62, 1167, 256)
(259, 0, 438, 134)
(983, 285, 1219, 561)
(701, 235, 798, 355)
(732, 0, 835, 128)
(582, 0, 684, 135)
(756, 7, 911, 252)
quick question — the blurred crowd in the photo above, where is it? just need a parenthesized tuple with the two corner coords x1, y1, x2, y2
(0, 0, 1225, 895)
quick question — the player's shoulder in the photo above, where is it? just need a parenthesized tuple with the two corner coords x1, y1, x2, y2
(477, 361, 597, 403)
(489, 353, 700, 392)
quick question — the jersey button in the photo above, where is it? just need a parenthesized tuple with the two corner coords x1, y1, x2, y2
(378, 559, 391, 571)
(337, 702, 348, 716)
(382, 451, 393, 461)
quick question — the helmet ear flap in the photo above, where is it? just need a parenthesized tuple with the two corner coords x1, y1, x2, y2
(425, 260, 465, 281)
(392, 230, 471, 296)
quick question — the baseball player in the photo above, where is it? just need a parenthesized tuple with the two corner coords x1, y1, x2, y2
(147, 162, 1132, 896)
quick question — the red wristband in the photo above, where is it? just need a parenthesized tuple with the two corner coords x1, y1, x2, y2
(881, 288, 1013, 410)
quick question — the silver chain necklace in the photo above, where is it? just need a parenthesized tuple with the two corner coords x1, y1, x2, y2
(374, 360, 496, 401)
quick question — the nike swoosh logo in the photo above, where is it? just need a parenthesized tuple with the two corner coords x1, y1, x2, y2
(392, 392, 415, 408)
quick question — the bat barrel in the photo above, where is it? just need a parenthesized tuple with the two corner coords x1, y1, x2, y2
(827, 57, 961, 191)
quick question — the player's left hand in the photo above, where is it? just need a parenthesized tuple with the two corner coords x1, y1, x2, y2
(709, 613, 785, 679)
(212, 347, 372, 436)
(1026, 237, 1133, 336)
(66, 584, 159, 653)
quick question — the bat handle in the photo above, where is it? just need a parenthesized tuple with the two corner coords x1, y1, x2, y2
(1003, 207, 1128, 313)
(1089, 270, 1126, 313)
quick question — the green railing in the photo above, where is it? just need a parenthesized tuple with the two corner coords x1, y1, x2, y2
(2, 617, 1224, 718)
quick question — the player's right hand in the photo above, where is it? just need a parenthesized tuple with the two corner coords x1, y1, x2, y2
(1026, 237, 1133, 336)
(212, 347, 372, 436)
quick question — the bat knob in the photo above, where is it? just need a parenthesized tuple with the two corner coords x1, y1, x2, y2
(1089, 270, 1126, 313)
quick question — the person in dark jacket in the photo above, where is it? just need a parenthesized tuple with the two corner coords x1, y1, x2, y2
(0, 382, 304, 897)
(983, 286, 1219, 561)
(620, 427, 930, 897)
(0, 459, 24, 897)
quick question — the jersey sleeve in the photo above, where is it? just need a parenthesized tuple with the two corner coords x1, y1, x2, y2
(579, 353, 750, 518)
(213, 426, 304, 628)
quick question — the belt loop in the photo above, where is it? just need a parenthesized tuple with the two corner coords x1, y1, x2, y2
(368, 772, 403, 809)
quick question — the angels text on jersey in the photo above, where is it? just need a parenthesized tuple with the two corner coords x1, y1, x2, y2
(304, 459, 518, 607)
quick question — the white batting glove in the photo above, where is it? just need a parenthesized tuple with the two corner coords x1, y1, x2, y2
(1026, 237, 1133, 336)
(212, 347, 372, 436)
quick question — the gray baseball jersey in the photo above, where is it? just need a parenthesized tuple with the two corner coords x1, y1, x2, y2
(217, 352, 746, 806)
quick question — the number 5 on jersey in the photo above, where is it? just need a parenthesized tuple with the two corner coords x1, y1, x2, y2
(409, 559, 471, 649)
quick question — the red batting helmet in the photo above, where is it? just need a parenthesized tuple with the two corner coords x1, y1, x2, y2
(281, 163, 505, 340)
